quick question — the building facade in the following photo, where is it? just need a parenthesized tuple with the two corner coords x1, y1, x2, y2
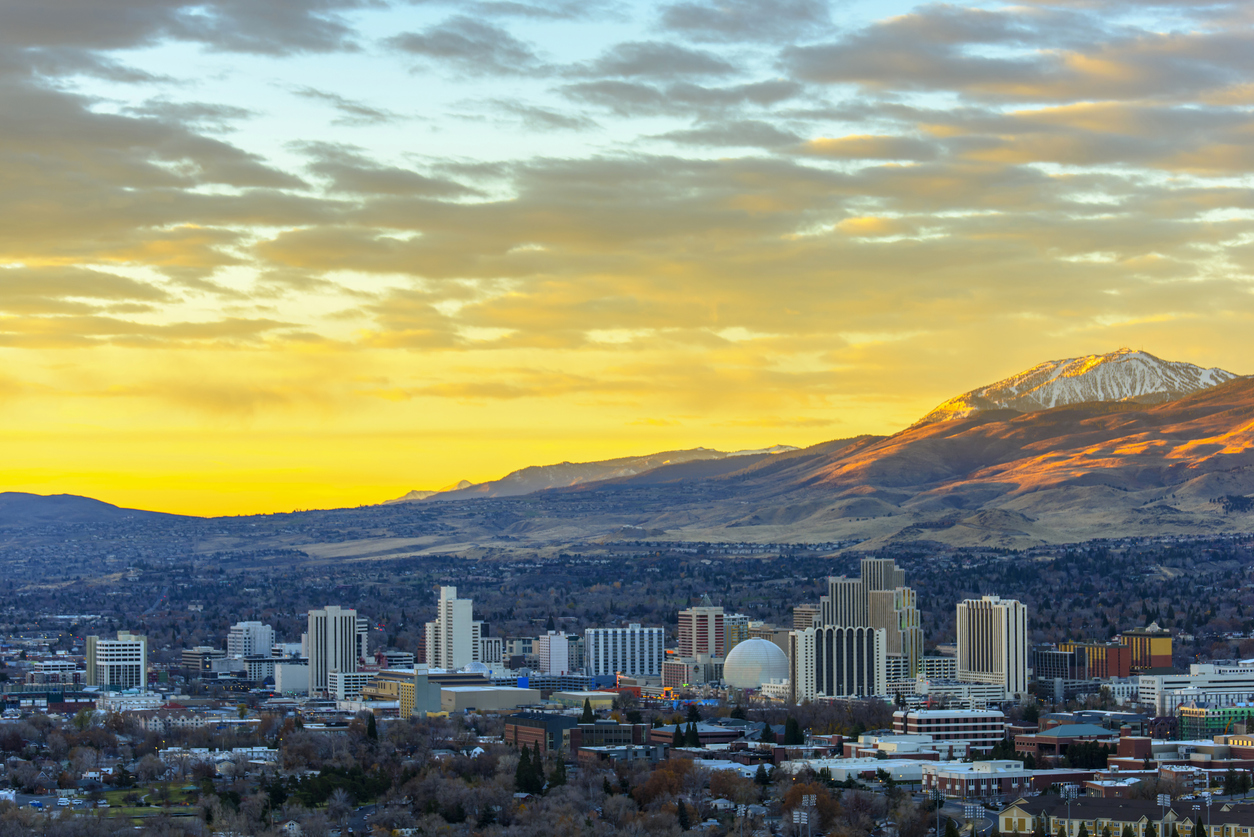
(585, 624, 664, 678)
(307, 606, 358, 694)
(956, 595, 1028, 698)
(820, 558, 922, 678)
(86, 632, 147, 691)
(790, 625, 887, 703)
(227, 622, 275, 658)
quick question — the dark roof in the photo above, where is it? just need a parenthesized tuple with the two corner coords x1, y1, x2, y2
(1030, 724, 1117, 739)
(1005, 798, 1247, 826)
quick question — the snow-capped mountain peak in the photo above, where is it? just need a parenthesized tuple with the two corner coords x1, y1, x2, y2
(919, 348, 1239, 424)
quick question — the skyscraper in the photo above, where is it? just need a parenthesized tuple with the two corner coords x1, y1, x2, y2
(956, 595, 1028, 698)
(789, 625, 887, 702)
(678, 601, 725, 658)
(820, 558, 922, 678)
(585, 624, 664, 678)
(424, 586, 481, 670)
(308, 606, 358, 694)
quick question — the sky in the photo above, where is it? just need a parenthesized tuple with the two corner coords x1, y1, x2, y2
(2, 0, 1253, 516)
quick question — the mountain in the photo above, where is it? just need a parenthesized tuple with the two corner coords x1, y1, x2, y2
(387, 446, 798, 503)
(0, 493, 181, 528)
(918, 349, 1237, 424)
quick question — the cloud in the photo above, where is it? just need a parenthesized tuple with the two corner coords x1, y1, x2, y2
(386, 16, 548, 77)
(0, 0, 372, 55)
(292, 88, 401, 125)
(801, 134, 938, 160)
(659, 0, 832, 43)
(298, 143, 478, 197)
(490, 100, 599, 131)
(657, 119, 801, 148)
(561, 79, 802, 116)
(577, 41, 737, 79)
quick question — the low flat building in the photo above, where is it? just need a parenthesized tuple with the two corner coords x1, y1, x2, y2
(1012, 723, 1119, 762)
(893, 709, 1006, 752)
(648, 722, 745, 748)
(922, 760, 1095, 801)
(549, 690, 618, 711)
(440, 686, 541, 713)
(505, 712, 579, 754)
(576, 743, 667, 766)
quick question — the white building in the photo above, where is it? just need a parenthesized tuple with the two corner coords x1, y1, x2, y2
(329, 670, 374, 701)
(477, 637, 503, 669)
(424, 587, 480, 671)
(307, 606, 358, 695)
(907, 678, 1009, 709)
(227, 622, 275, 658)
(86, 632, 147, 692)
(586, 624, 664, 678)
(275, 663, 310, 695)
(789, 625, 887, 702)
(1139, 661, 1254, 715)
(535, 631, 570, 675)
(956, 595, 1028, 699)
(892, 709, 1006, 752)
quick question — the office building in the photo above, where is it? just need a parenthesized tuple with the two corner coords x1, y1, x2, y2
(820, 558, 923, 679)
(535, 631, 571, 675)
(424, 586, 487, 671)
(1138, 661, 1254, 715)
(227, 622, 275, 658)
(307, 606, 358, 695)
(892, 709, 1006, 752)
(85, 632, 147, 692)
(793, 604, 822, 631)
(586, 624, 664, 678)
(356, 616, 370, 661)
(956, 595, 1029, 698)
(789, 625, 887, 703)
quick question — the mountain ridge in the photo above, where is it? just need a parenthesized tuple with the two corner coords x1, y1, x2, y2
(918, 348, 1237, 424)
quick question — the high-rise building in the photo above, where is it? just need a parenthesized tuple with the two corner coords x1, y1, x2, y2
(820, 558, 922, 678)
(85, 631, 147, 692)
(793, 604, 822, 631)
(356, 616, 370, 661)
(534, 631, 570, 675)
(227, 622, 275, 658)
(789, 625, 886, 703)
(724, 614, 751, 652)
(308, 606, 358, 694)
(1120, 623, 1173, 672)
(586, 624, 664, 678)
(678, 602, 725, 659)
(956, 595, 1029, 698)
(424, 586, 478, 671)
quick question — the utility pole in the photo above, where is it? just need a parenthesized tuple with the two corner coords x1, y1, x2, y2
(1158, 792, 1171, 837)
(965, 803, 982, 837)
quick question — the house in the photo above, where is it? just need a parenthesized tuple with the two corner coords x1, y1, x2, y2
(274, 820, 303, 837)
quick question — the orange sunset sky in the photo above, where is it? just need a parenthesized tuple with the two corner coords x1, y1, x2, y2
(2, 0, 1252, 515)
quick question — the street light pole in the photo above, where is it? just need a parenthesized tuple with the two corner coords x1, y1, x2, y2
(930, 787, 945, 837)
(1062, 784, 1079, 837)
(1158, 792, 1171, 837)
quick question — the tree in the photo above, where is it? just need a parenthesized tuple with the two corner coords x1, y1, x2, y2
(516, 745, 534, 793)
(328, 788, 352, 834)
(754, 764, 770, 786)
(673, 724, 685, 749)
(1079, 824, 1089, 837)
(677, 799, 692, 831)
(550, 753, 567, 788)
(731, 704, 747, 720)
(687, 703, 701, 723)
(946, 818, 961, 837)
(366, 713, 378, 741)
(1122, 826, 1136, 837)
(581, 698, 595, 723)
(784, 717, 804, 745)
(685, 721, 701, 748)
(1102, 827, 1112, 837)
(532, 741, 544, 790)
(1147, 822, 1158, 837)
(761, 724, 776, 744)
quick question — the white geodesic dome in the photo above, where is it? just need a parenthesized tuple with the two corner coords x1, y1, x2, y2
(723, 638, 789, 689)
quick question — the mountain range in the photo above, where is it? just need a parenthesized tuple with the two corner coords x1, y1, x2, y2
(5, 349, 1253, 551)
